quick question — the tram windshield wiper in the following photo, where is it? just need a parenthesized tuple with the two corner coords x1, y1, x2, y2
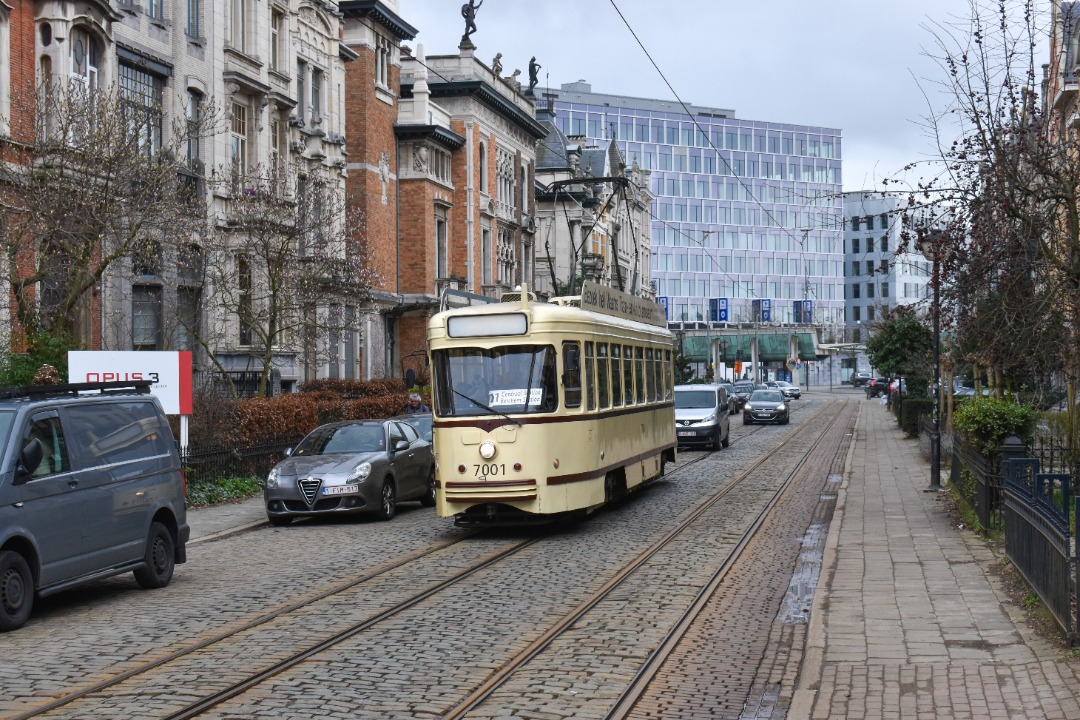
(521, 351, 538, 413)
(451, 388, 522, 427)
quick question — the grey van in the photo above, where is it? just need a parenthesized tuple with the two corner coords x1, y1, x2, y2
(0, 381, 188, 631)
(674, 384, 732, 450)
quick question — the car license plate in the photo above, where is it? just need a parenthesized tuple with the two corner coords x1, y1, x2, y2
(677, 431, 694, 437)
(322, 485, 359, 496)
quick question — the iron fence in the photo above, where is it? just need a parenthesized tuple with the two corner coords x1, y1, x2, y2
(923, 422, 1078, 645)
(946, 432, 1000, 532)
(1030, 432, 1080, 478)
(179, 434, 303, 486)
(1002, 456, 1077, 647)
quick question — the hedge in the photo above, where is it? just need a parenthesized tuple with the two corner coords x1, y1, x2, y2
(898, 397, 933, 437)
(188, 379, 430, 446)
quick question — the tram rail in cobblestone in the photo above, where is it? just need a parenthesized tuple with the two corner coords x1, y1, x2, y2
(5, 530, 507, 720)
(10, 400, 826, 720)
(606, 401, 855, 719)
(440, 401, 841, 719)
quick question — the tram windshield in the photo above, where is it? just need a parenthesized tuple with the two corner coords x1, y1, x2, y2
(432, 345, 558, 417)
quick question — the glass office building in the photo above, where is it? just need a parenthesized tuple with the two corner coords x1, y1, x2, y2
(549, 81, 844, 328)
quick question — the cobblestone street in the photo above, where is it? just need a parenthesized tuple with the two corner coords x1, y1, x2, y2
(1, 395, 845, 719)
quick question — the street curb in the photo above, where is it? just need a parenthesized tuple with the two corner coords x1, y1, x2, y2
(189, 519, 267, 546)
(788, 399, 861, 719)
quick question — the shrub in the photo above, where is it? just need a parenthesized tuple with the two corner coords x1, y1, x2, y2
(953, 397, 1038, 456)
(190, 381, 425, 446)
(186, 475, 263, 507)
(299, 378, 406, 398)
(898, 397, 933, 437)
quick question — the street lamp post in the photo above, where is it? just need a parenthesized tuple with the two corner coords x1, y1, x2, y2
(920, 232, 943, 491)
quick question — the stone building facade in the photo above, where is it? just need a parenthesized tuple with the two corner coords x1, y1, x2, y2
(534, 104, 654, 299)
(0, 0, 354, 391)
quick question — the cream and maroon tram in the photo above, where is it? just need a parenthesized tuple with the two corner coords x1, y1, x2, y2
(428, 282, 676, 526)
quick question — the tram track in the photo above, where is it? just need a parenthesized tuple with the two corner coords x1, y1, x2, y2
(606, 399, 855, 719)
(10, 399, 832, 720)
(441, 399, 843, 719)
(5, 529, 511, 720)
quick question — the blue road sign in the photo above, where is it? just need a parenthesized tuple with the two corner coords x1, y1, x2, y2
(761, 298, 772, 322)
(708, 298, 729, 322)
(658, 296, 669, 320)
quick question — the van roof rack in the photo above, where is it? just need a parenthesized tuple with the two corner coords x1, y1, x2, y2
(0, 380, 154, 401)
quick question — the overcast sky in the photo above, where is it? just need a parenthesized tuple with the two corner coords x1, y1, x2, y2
(398, 0, 1026, 194)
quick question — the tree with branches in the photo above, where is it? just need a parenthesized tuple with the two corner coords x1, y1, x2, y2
(199, 162, 379, 397)
(891, 1, 1079, 418)
(0, 80, 216, 356)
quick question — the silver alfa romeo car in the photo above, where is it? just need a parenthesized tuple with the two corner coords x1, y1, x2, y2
(264, 419, 435, 525)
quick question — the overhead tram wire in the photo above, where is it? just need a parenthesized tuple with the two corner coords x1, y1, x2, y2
(606, 0, 842, 253)
(406, 34, 784, 301)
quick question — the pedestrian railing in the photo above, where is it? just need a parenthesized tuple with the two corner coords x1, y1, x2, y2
(1002, 456, 1078, 647)
(179, 434, 303, 486)
(947, 434, 1000, 533)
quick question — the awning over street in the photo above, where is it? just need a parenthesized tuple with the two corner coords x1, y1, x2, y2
(677, 332, 821, 362)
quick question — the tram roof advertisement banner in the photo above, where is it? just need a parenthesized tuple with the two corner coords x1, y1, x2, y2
(579, 281, 667, 328)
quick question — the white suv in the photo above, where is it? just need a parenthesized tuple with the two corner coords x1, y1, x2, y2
(674, 384, 732, 450)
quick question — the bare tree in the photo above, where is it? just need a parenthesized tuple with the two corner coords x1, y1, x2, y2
(0, 80, 216, 352)
(893, 1, 1077, 412)
(199, 161, 379, 397)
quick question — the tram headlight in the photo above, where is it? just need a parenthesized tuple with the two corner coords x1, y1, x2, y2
(479, 440, 497, 460)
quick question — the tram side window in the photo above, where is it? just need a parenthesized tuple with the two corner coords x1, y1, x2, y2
(650, 348, 660, 401)
(647, 348, 658, 402)
(611, 345, 623, 407)
(664, 349, 673, 400)
(623, 345, 634, 405)
(597, 343, 610, 408)
(584, 342, 596, 411)
(635, 347, 645, 404)
(563, 341, 582, 409)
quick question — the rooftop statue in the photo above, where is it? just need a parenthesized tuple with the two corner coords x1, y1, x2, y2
(461, 0, 483, 44)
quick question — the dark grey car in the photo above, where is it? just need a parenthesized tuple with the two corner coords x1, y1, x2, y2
(742, 390, 790, 425)
(0, 381, 188, 632)
(393, 412, 432, 443)
(264, 419, 435, 525)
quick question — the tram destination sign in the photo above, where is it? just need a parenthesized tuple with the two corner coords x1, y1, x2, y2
(579, 281, 667, 328)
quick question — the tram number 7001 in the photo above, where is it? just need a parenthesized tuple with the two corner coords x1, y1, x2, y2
(474, 463, 506, 476)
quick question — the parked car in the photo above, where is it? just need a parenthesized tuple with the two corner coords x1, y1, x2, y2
(674, 384, 732, 450)
(866, 378, 892, 398)
(852, 371, 872, 387)
(743, 389, 790, 425)
(766, 380, 801, 399)
(731, 382, 756, 411)
(393, 412, 432, 443)
(264, 418, 435, 525)
(0, 381, 189, 632)
(953, 386, 989, 398)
